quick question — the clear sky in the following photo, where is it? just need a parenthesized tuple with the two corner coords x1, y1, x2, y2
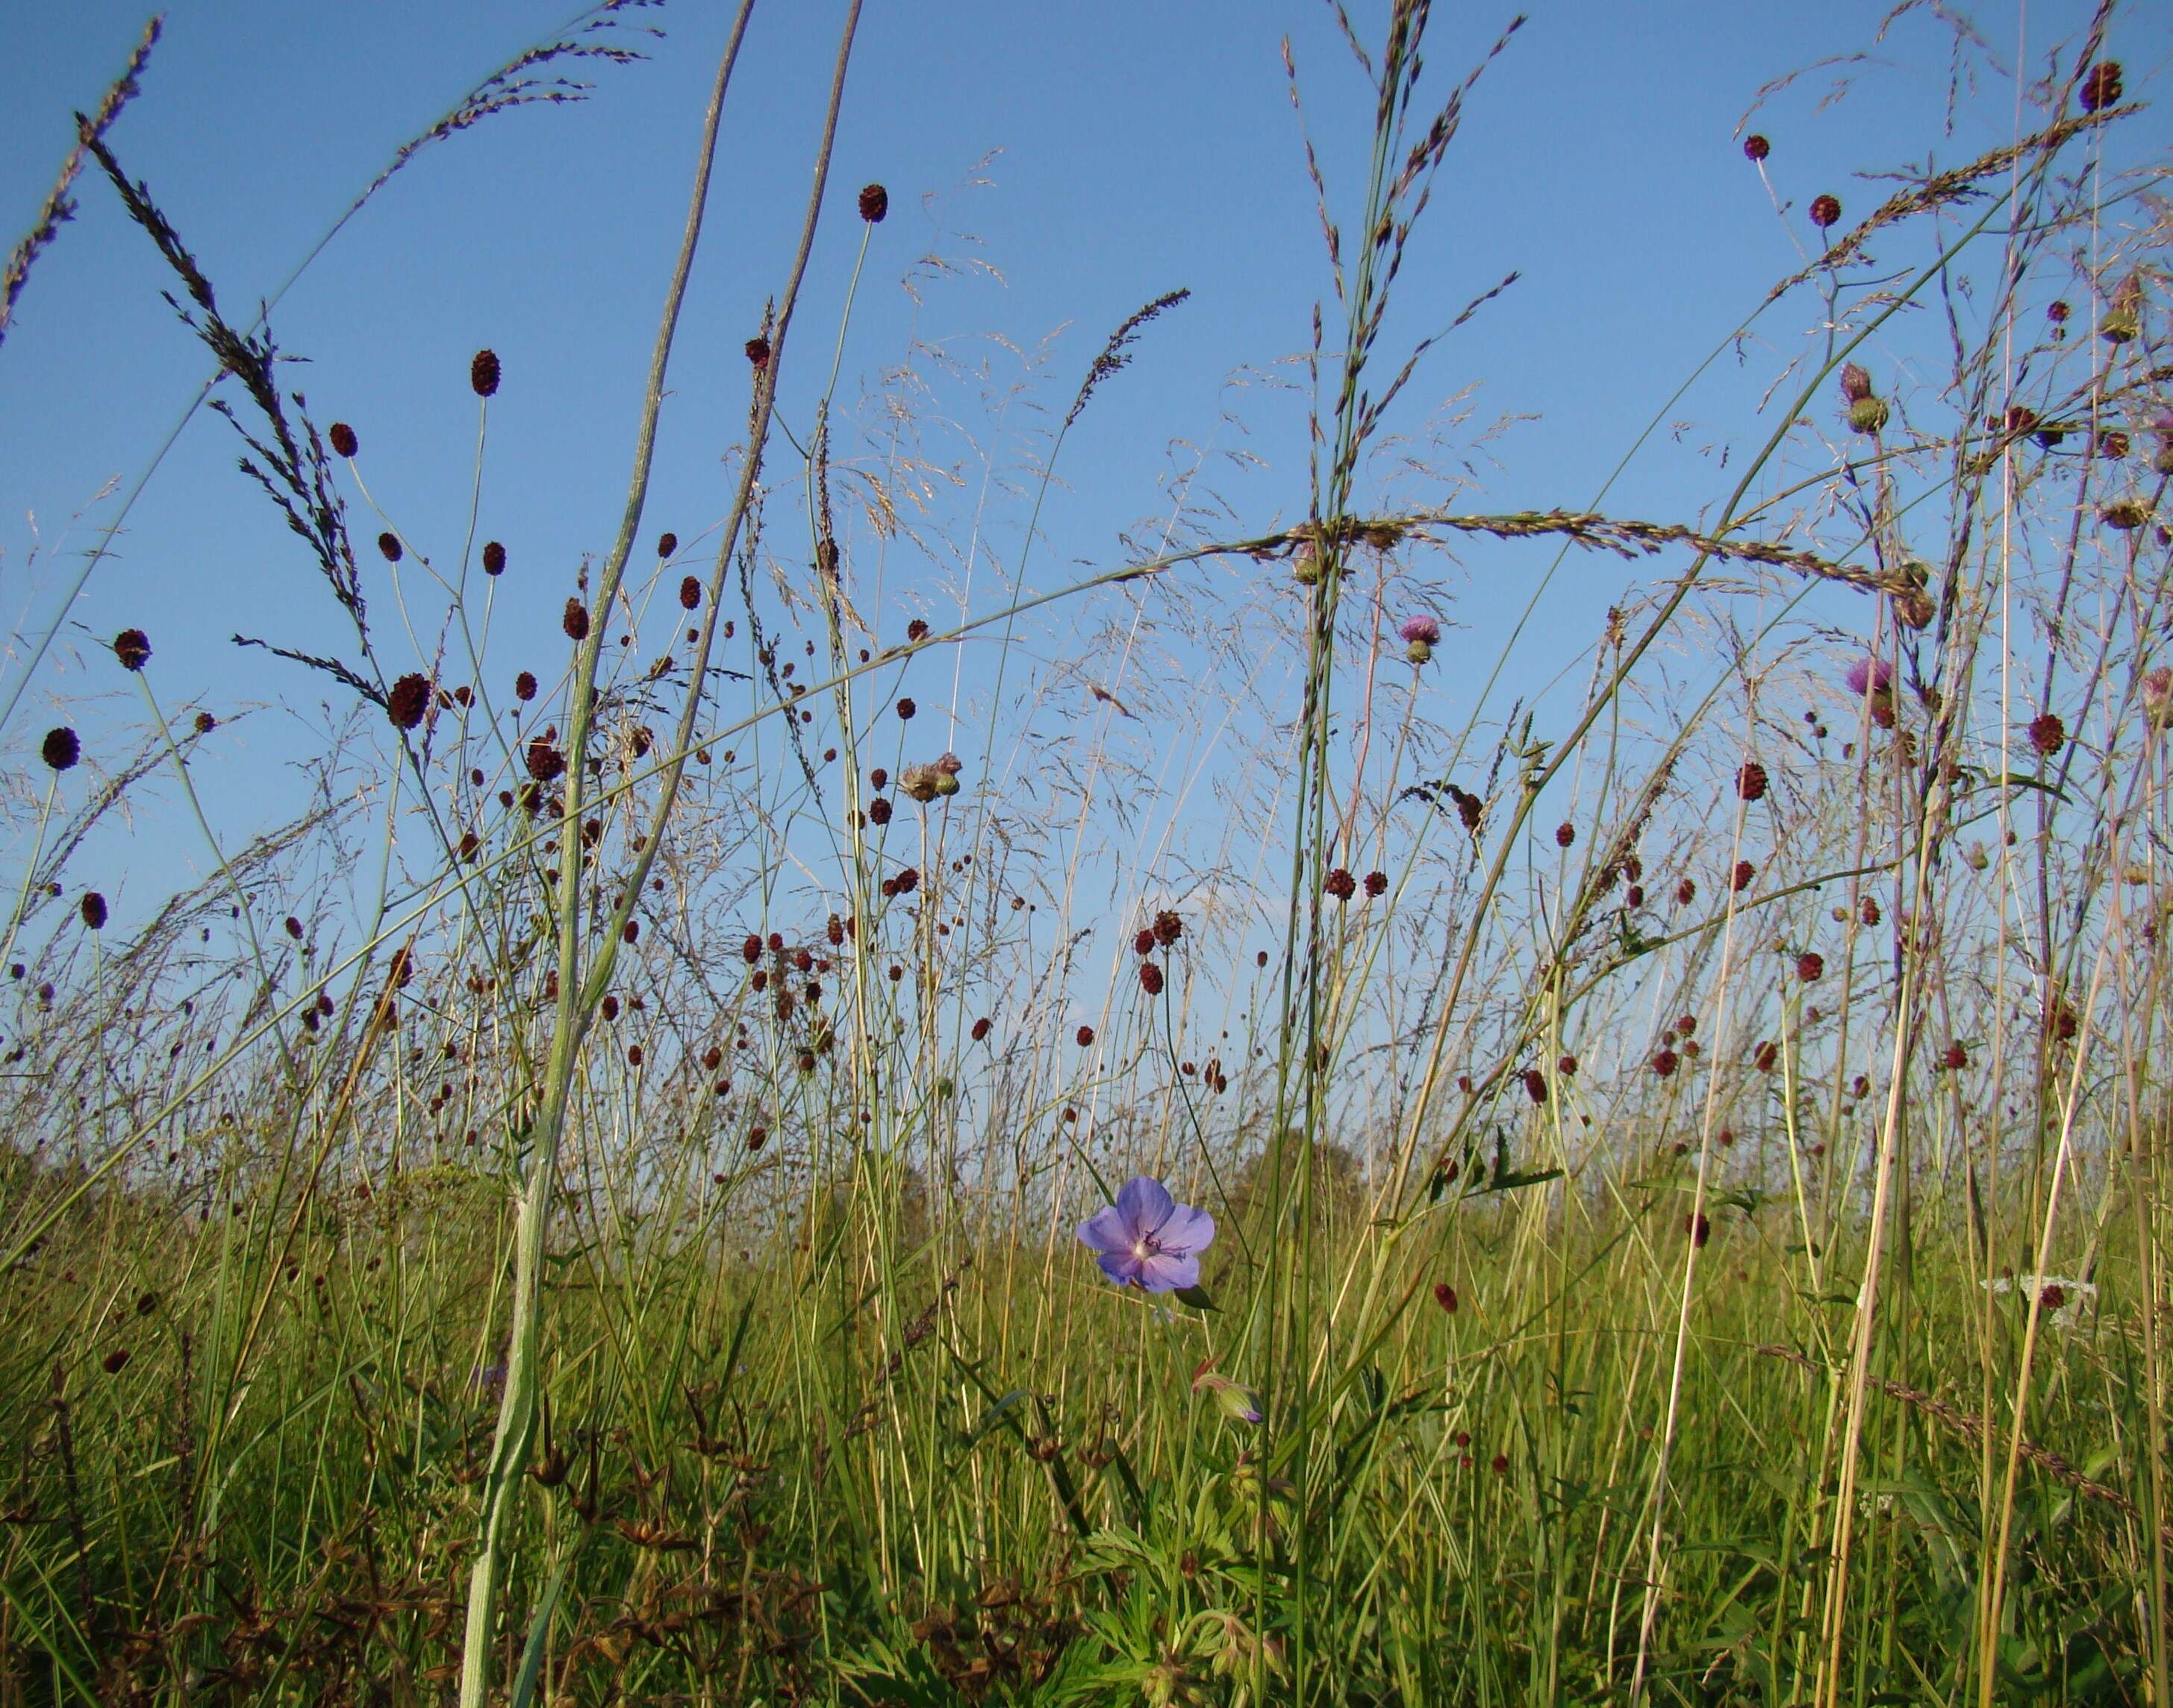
(2, 0, 2163, 928)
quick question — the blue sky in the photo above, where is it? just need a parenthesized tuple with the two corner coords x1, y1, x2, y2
(2, 0, 2163, 929)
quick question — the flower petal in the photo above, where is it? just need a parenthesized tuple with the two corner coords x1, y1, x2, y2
(1077, 1205, 1135, 1255)
(1155, 1203, 1216, 1258)
(1115, 1175, 1176, 1240)
(1135, 1250, 1200, 1294)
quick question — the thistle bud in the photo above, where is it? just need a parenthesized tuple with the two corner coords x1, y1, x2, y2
(1848, 395, 1890, 434)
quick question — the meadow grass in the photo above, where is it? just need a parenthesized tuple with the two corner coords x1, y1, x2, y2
(1, 2, 2167, 1704)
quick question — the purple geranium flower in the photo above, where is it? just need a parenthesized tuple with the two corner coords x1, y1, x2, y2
(1398, 614, 1441, 646)
(1843, 654, 1894, 697)
(1077, 1175, 1216, 1292)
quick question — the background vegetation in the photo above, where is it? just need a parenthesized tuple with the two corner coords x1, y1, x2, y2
(1, 1, 2167, 1703)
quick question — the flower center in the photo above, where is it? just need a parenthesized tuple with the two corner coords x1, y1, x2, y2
(1132, 1238, 1151, 1259)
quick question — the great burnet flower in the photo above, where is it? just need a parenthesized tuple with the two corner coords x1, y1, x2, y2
(1077, 1175, 1216, 1293)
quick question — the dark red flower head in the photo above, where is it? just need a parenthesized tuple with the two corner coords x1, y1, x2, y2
(1809, 193, 1842, 228)
(193, 711, 215, 735)
(679, 576, 702, 611)
(80, 892, 107, 931)
(1674, 876, 1696, 907)
(1795, 952, 1824, 982)
(1325, 867, 1357, 900)
(745, 335, 771, 370)
(563, 599, 590, 642)
(1743, 133, 1770, 161)
(971, 1016, 992, 1041)
(657, 532, 678, 558)
(113, 629, 152, 671)
(1076, 1024, 1095, 1047)
(1522, 1068, 1547, 1105)
(1139, 963, 1165, 996)
(858, 183, 889, 222)
(1737, 761, 1768, 801)
(2080, 60, 2122, 113)
(525, 738, 565, 783)
(1730, 860, 1755, 894)
(1153, 909, 1183, 945)
(1753, 1040, 1779, 1073)
(1135, 927, 1156, 956)
(328, 421, 359, 457)
(41, 727, 78, 771)
(377, 532, 403, 564)
(1364, 869, 1388, 897)
(387, 673, 430, 730)
(896, 697, 917, 720)
(470, 349, 501, 397)
(514, 670, 537, 702)
(1432, 1282, 1458, 1313)
(1651, 1047, 1679, 1078)
(1685, 1212, 1711, 1247)
(2028, 711, 2066, 757)
(1940, 1041, 1967, 1071)
(1554, 822, 1575, 848)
